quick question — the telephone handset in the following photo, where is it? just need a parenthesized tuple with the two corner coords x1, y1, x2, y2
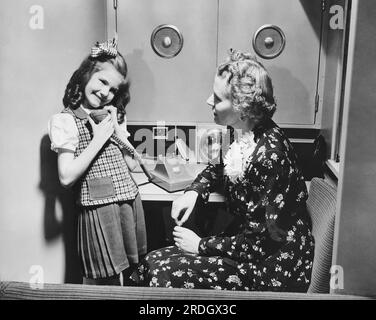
(89, 109, 153, 181)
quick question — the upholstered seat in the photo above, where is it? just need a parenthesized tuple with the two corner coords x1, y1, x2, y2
(306, 178, 337, 293)
(0, 280, 369, 300)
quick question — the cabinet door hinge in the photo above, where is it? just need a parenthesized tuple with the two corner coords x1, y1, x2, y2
(315, 93, 320, 114)
(321, 0, 327, 12)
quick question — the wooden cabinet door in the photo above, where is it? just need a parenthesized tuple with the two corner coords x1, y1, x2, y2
(109, 0, 218, 123)
(218, 0, 322, 126)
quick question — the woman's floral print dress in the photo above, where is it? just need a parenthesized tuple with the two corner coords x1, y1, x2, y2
(131, 120, 315, 292)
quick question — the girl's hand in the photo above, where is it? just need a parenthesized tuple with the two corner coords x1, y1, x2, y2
(171, 191, 198, 226)
(87, 114, 114, 146)
(104, 105, 121, 133)
(104, 105, 130, 141)
(173, 226, 201, 254)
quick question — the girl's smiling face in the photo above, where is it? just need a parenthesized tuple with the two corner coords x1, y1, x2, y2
(83, 62, 124, 109)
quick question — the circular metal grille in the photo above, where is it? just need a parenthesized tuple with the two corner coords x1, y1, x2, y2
(252, 25, 286, 59)
(151, 24, 184, 59)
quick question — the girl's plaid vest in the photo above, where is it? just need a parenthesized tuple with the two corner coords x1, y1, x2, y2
(62, 107, 138, 207)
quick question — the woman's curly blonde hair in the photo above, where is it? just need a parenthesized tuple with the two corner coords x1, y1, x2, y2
(218, 49, 276, 125)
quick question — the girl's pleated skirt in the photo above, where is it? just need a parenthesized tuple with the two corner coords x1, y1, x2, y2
(77, 193, 147, 279)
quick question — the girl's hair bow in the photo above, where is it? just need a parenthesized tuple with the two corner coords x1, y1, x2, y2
(91, 37, 118, 58)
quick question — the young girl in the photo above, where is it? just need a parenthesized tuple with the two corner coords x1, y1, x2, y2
(48, 39, 147, 285)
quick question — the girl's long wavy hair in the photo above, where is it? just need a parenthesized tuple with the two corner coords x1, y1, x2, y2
(62, 53, 130, 124)
(217, 49, 277, 127)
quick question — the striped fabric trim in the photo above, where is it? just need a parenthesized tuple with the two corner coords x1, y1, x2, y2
(306, 178, 337, 294)
(0, 281, 371, 300)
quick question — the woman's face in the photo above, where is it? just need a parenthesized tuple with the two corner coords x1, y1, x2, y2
(207, 72, 240, 126)
(83, 62, 123, 109)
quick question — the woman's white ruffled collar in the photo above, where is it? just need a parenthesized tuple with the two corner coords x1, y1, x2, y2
(223, 131, 257, 183)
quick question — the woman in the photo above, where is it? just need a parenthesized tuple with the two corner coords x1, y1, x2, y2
(130, 49, 314, 292)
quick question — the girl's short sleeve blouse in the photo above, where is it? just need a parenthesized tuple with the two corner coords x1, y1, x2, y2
(48, 113, 79, 152)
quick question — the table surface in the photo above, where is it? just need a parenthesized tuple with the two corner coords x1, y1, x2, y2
(132, 162, 310, 202)
(132, 172, 225, 202)
(132, 160, 225, 202)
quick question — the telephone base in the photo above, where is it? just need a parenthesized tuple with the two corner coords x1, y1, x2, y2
(150, 171, 194, 193)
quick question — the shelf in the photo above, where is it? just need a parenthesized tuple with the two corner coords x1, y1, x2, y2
(326, 159, 340, 178)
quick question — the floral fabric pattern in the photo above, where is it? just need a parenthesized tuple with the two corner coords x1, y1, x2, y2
(131, 120, 314, 292)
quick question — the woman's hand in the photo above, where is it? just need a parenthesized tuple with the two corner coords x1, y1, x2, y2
(173, 226, 201, 254)
(171, 191, 199, 226)
(87, 114, 114, 147)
